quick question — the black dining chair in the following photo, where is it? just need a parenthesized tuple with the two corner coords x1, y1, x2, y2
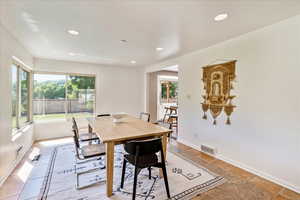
(85, 114, 111, 141)
(139, 112, 151, 122)
(120, 138, 170, 200)
(72, 117, 99, 142)
(97, 113, 111, 117)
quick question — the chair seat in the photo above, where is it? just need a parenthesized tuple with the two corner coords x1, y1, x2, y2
(79, 132, 99, 141)
(81, 144, 106, 158)
(124, 154, 158, 168)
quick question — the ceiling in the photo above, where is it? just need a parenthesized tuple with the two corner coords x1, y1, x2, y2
(1, 0, 300, 67)
(163, 65, 178, 72)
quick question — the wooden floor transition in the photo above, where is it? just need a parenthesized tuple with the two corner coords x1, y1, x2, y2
(0, 137, 299, 200)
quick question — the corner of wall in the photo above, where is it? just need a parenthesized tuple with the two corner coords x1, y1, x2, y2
(177, 138, 300, 194)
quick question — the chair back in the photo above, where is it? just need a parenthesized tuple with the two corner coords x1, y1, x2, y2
(72, 117, 79, 133)
(169, 106, 177, 115)
(72, 128, 80, 147)
(139, 112, 150, 122)
(124, 138, 162, 156)
(72, 128, 81, 158)
(97, 114, 111, 117)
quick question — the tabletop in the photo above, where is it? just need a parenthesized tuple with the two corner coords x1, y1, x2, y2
(87, 115, 171, 143)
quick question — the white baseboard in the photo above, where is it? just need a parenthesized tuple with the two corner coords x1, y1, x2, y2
(177, 139, 300, 194)
(0, 141, 33, 187)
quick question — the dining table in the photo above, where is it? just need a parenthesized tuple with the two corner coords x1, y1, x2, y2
(87, 114, 171, 197)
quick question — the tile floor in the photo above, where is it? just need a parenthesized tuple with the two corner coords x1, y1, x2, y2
(0, 138, 299, 200)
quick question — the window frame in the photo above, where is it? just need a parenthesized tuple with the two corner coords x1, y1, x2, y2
(12, 59, 33, 134)
(33, 71, 97, 122)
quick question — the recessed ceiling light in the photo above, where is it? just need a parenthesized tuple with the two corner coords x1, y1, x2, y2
(67, 30, 79, 35)
(130, 60, 136, 64)
(120, 39, 128, 43)
(156, 47, 164, 51)
(214, 13, 228, 21)
(69, 52, 85, 56)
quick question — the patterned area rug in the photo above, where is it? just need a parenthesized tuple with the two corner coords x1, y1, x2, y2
(19, 144, 225, 200)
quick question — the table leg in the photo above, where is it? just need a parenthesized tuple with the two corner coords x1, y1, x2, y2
(106, 142, 115, 197)
(160, 134, 168, 177)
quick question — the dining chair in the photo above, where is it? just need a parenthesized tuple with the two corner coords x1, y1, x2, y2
(169, 106, 178, 115)
(72, 128, 106, 189)
(153, 115, 176, 140)
(162, 106, 178, 123)
(120, 138, 170, 200)
(97, 113, 111, 117)
(139, 112, 150, 122)
(168, 115, 178, 135)
(72, 117, 99, 142)
(162, 107, 170, 123)
(85, 114, 111, 141)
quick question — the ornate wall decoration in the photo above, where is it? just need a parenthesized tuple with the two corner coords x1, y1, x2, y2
(201, 60, 237, 125)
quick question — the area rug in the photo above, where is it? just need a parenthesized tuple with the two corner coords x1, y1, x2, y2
(19, 144, 225, 200)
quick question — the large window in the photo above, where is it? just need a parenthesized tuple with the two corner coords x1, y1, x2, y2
(11, 63, 31, 131)
(33, 73, 95, 121)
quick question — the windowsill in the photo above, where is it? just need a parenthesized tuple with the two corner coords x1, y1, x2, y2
(12, 122, 33, 142)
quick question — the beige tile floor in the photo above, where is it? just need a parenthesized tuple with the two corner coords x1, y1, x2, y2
(0, 138, 299, 200)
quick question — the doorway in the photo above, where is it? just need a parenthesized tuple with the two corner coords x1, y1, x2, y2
(146, 65, 178, 139)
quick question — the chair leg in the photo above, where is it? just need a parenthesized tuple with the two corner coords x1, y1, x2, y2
(120, 159, 127, 189)
(163, 114, 167, 123)
(161, 164, 171, 198)
(76, 168, 105, 190)
(148, 167, 151, 179)
(132, 166, 139, 200)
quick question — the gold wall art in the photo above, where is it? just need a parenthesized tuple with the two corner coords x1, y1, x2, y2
(201, 60, 237, 125)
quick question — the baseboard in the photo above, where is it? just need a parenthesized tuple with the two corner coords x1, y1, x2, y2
(177, 139, 300, 194)
(0, 141, 33, 187)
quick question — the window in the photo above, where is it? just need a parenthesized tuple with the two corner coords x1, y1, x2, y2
(66, 75, 95, 118)
(11, 65, 18, 129)
(33, 74, 66, 121)
(33, 73, 95, 121)
(160, 80, 178, 103)
(11, 63, 31, 131)
(20, 68, 30, 126)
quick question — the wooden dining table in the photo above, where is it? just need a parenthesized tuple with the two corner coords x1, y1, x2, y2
(87, 115, 171, 197)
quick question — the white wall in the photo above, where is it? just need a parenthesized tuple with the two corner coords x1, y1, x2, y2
(33, 58, 145, 140)
(145, 15, 300, 193)
(0, 23, 34, 186)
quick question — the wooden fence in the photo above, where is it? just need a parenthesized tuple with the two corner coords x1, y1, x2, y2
(33, 99, 93, 114)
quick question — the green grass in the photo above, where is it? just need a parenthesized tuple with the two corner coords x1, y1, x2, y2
(33, 113, 93, 121)
(12, 113, 93, 127)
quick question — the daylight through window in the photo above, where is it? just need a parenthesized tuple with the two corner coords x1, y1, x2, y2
(11, 63, 31, 131)
(33, 73, 95, 121)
